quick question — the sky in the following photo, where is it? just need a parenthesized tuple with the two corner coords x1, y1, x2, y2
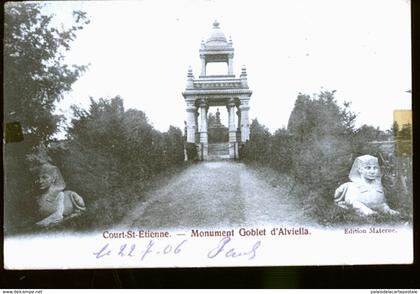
(41, 0, 411, 134)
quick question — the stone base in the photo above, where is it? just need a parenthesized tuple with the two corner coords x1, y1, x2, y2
(198, 143, 208, 161)
(194, 141, 240, 160)
(207, 143, 230, 161)
(229, 142, 238, 159)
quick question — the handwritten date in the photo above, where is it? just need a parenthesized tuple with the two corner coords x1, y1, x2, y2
(93, 239, 187, 261)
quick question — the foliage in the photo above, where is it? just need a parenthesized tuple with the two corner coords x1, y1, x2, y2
(241, 90, 412, 225)
(240, 119, 272, 164)
(241, 122, 293, 173)
(269, 129, 294, 173)
(287, 91, 356, 186)
(163, 126, 186, 166)
(50, 97, 186, 229)
(287, 91, 356, 137)
(3, 3, 89, 234)
(392, 121, 412, 140)
(186, 143, 198, 161)
(352, 125, 389, 156)
(4, 2, 89, 142)
(398, 123, 412, 140)
(287, 91, 411, 224)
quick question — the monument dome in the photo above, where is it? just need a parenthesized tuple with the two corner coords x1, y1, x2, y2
(205, 20, 228, 47)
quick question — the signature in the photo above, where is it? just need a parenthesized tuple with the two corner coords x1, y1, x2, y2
(207, 236, 261, 260)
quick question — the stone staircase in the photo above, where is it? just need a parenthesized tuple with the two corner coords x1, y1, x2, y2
(207, 143, 230, 160)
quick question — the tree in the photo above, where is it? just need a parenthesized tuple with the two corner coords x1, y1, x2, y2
(287, 91, 356, 140)
(351, 124, 389, 156)
(241, 90, 411, 224)
(241, 119, 272, 163)
(163, 126, 185, 166)
(287, 91, 355, 186)
(391, 121, 400, 138)
(4, 2, 89, 144)
(398, 123, 412, 140)
(3, 3, 89, 233)
(51, 97, 185, 228)
(270, 128, 293, 172)
(355, 125, 386, 141)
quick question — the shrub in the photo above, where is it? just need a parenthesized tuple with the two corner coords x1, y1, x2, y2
(240, 119, 272, 164)
(49, 96, 186, 229)
(269, 129, 293, 173)
(242, 90, 412, 225)
(186, 143, 198, 161)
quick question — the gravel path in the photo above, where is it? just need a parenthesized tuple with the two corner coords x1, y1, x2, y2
(121, 161, 312, 229)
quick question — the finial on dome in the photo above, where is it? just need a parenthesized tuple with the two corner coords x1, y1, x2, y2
(241, 65, 247, 73)
(213, 20, 220, 28)
(229, 36, 233, 44)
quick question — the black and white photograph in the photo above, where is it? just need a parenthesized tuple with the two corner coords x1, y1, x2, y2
(3, 0, 413, 269)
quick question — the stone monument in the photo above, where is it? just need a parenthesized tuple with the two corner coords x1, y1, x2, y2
(36, 163, 86, 227)
(334, 155, 399, 216)
(182, 20, 252, 160)
(208, 108, 228, 143)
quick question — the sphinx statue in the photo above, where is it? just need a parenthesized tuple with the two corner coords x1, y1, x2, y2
(36, 163, 86, 227)
(334, 155, 399, 216)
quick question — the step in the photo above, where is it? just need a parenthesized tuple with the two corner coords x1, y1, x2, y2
(208, 143, 229, 147)
(208, 143, 229, 151)
(208, 150, 229, 156)
(207, 154, 231, 161)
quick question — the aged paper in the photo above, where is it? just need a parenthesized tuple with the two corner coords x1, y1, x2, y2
(3, 0, 412, 269)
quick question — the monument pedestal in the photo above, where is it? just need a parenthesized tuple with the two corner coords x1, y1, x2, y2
(200, 143, 208, 160)
(229, 143, 238, 159)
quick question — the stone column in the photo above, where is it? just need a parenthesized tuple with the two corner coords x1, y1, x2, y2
(200, 55, 206, 76)
(195, 109, 200, 143)
(186, 103, 196, 143)
(227, 99, 237, 158)
(236, 109, 242, 142)
(199, 99, 208, 160)
(239, 100, 250, 142)
(228, 54, 234, 75)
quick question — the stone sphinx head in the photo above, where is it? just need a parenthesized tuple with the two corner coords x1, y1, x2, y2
(38, 163, 65, 192)
(349, 155, 381, 184)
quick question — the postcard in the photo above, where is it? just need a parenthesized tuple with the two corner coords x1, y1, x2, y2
(3, 0, 412, 269)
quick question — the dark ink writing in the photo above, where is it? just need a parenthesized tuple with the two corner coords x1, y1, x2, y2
(207, 237, 261, 260)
